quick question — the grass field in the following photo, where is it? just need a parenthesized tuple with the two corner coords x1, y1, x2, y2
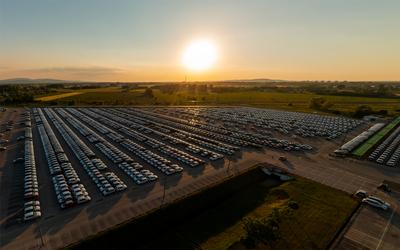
(35, 92, 84, 101)
(36, 87, 400, 116)
(71, 168, 357, 250)
(352, 116, 400, 157)
(174, 176, 357, 250)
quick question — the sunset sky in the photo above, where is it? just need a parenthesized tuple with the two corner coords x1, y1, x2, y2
(1, 0, 399, 82)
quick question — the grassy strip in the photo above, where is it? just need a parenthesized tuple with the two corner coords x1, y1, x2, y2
(352, 116, 400, 157)
(35, 92, 83, 101)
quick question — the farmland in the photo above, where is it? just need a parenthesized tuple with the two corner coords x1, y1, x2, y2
(34, 92, 83, 101)
(35, 87, 400, 117)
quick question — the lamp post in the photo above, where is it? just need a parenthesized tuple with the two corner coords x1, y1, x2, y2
(160, 175, 167, 209)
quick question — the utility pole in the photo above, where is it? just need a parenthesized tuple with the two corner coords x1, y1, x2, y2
(226, 158, 231, 175)
(38, 221, 45, 248)
(160, 175, 167, 209)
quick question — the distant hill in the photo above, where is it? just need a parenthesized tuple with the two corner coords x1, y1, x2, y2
(0, 78, 72, 84)
(221, 78, 286, 83)
(0, 77, 293, 85)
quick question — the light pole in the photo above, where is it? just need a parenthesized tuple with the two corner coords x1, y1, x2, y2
(160, 175, 167, 209)
(226, 158, 231, 175)
(38, 221, 45, 248)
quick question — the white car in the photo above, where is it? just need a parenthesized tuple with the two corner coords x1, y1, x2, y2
(368, 196, 390, 208)
(362, 198, 389, 210)
(24, 205, 40, 214)
(354, 190, 368, 199)
(24, 200, 40, 207)
(76, 196, 90, 204)
(24, 211, 41, 221)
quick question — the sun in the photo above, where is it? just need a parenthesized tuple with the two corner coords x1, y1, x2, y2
(182, 39, 218, 71)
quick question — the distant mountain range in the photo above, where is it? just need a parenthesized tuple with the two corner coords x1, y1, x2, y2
(0, 77, 287, 85)
(0, 78, 72, 84)
(0, 77, 397, 85)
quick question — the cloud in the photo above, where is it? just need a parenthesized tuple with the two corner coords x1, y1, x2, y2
(21, 66, 124, 77)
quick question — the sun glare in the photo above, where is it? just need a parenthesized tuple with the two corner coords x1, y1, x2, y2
(182, 39, 218, 71)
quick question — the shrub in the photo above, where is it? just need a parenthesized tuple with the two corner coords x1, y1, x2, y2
(288, 200, 299, 210)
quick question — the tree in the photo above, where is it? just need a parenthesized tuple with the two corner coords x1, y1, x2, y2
(309, 97, 324, 110)
(377, 84, 388, 95)
(144, 87, 154, 97)
(322, 100, 333, 110)
(243, 214, 281, 248)
(309, 97, 333, 111)
(354, 105, 373, 118)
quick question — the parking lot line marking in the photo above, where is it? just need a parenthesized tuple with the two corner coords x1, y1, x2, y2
(375, 204, 397, 250)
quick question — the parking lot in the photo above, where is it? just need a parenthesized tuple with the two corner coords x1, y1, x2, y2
(1, 107, 400, 250)
(334, 188, 400, 250)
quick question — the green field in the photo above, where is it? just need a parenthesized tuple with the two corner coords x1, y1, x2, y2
(177, 176, 357, 250)
(71, 169, 357, 250)
(36, 88, 400, 116)
(35, 92, 84, 101)
(352, 116, 400, 157)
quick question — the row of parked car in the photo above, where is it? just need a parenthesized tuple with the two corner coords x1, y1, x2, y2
(89, 108, 230, 161)
(133, 108, 251, 147)
(52, 174, 91, 208)
(185, 144, 223, 160)
(79, 108, 209, 168)
(143, 108, 314, 152)
(174, 107, 362, 139)
(24, 110, 32, 128)
(121, 140, 183, 175)
(66, 108, 182, 177)
(99, 109, 210, 164)
(159, 145, 204, 167)
(22, 114, 41, 222)
(79, 109, 147, 144)
(118, 162, 158, 184)
(34, 108, 92, 210)
(44, 108, 126, 196)
(24, 127, 32, 139)
(122, 108, 313, 153)
(368, 125, 400, 167)
(34, 109, 91, 209)
(100, 108, 226, 161)
(59, 108, 160, 185)
(23, 200, 41, 222)
(111, 108, 239, 150)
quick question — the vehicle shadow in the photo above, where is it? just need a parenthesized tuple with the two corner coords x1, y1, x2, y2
(185, 165, 205, 178)
(85, 192, 123, 220)
(282, 159, 295, 170)
(38, 202, 86, 236)
(364, 205, 400, 231)
(209, 159, 225, 169)
(127, 181, 160, 202)
(0, 220, 32, 248)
